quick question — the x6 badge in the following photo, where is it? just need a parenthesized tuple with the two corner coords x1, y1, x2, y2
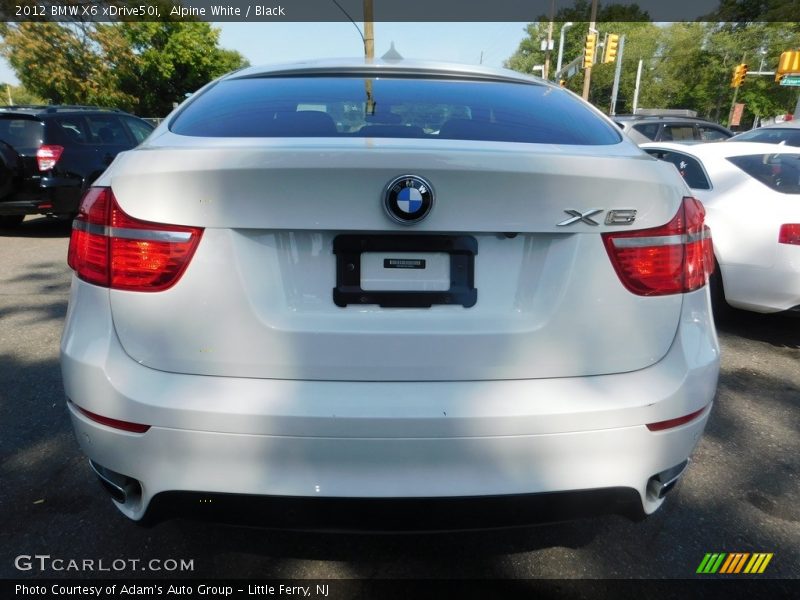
(557, 208, 603, 227)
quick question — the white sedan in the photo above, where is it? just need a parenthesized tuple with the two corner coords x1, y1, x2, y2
(642, 141, 800, 315)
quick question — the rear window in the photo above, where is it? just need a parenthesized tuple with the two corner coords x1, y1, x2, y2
(644, 148, 711, 190)
(727, 154, 800, 194)
(632, 123, 659, 140)
(0, 117, 44, 153)
(170, 77, 622, 145)
(661, 125, 695, 142)
(730, 128, 800, 147)
(698, 126, 730, 141)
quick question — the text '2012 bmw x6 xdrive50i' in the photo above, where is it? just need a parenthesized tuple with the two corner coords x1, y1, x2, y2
(61, 60, 719, 525)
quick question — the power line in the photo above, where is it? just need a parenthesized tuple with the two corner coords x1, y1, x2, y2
(329, 0, 365, 45)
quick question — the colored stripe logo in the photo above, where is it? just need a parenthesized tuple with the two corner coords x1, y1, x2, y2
(696, 553, 773, 574)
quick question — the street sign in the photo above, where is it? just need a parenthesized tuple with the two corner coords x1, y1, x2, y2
(730, 103, 745, 126)
(779, 75, 800, 86)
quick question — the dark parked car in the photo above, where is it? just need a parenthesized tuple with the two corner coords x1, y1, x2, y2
(0, 105, 153, 227)
(614, 114, 733, 145)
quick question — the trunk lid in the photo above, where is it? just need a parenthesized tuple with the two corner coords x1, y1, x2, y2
(106, 139, 685, 381)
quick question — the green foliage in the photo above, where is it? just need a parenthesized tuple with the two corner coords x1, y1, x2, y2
(0, 21, 248, 116)
(506, 18, 800, 127)
(0, 82, 45, 105)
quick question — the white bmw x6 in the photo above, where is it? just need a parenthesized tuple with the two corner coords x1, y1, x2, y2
(61, 59, 720, 524)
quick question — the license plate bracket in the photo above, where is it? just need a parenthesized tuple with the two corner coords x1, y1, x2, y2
(333, 235, 477, 308)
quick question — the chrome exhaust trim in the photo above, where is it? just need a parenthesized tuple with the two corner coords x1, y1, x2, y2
(647, 459, 689, 500)
(89, 460, 141, 505)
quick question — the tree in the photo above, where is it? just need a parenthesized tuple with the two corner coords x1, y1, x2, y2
(107, 22, 249, 116)
(0, 21, 248, 116)
(0, 22, 135, 108)
(506, 16, 800, 125)
(504, 1, 655, 105)
(644, 22, 800, 127)
(0, 82, 46, 105)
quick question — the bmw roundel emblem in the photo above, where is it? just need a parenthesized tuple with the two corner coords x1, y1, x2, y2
(383, 175, 435, 224)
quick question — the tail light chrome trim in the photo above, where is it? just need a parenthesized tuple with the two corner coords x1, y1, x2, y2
(72, 220, 193, 243)
(610, 231, 706, 249)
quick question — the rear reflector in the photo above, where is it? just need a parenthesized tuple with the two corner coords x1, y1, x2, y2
(603, 197, 713, 296)
(73, 403, 151, 434)
(779, 224, 800, 245)
(36, 145, 63, 171)
(68, 187, 203, 291)
(646, 406, 708, 432)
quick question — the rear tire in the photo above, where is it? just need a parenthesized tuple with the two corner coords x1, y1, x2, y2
(710, 261, 732, 323)
(0, 214, 24, 228)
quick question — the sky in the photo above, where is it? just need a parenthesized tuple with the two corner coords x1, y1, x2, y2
(0, 22, 531, 87)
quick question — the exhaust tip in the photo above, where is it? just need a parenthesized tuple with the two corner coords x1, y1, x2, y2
(647, 459, 689, 500)
(89, 461, 141, 506)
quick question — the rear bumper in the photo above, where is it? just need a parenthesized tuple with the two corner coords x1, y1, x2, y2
(143, 488, 649, 530)
(61, 280, 719, 521)
(0, 179, 81, 216)
(722, 250, 800, 313)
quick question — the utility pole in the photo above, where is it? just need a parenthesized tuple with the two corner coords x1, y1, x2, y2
(632, 59, 643, 114)
(556, 22, 573, 77)
(363, 0, 375, 114)
(609, 35, 625, 116)
(581, 0, 599, 101)
(543, 0, 555, 80)
(363, 0, 374, 61)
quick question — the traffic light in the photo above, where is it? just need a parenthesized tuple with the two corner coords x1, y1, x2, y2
(559, 79, 567, 87)
(777, 50, 800, 77)
(730, 63, 748, 88)
(776, 50, 800, 82)
(603, 34, 620, 64)
(583, 33, 597, 70)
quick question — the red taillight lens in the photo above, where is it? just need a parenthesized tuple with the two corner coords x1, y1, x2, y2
(36, 144, 64, 171)
(778, 224, 800, 245)
(68, 187, 203, 292)
(602, 197, 714, 296)
(646, 406, 708, 432)
(73, 403, 150, 433)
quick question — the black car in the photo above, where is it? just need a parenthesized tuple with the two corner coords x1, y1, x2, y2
(614, 114, 733, 145)
(0, 105, 154, 227)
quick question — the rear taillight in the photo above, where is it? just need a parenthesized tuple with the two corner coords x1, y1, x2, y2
(68, 187, 203, 292)
(603, 197, 713, 296)
(73, 403, 150, 433)
(646, 406, 708, 432)
(36, 144, 63, 171)
(778, 224, 800, 245)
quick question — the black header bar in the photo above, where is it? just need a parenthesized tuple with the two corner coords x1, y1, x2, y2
(3, 0, 799, 23)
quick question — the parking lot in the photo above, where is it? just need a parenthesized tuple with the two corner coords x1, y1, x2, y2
(1, 216, 797, 581)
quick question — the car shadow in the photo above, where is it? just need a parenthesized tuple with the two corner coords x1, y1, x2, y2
(715, 308, 799, 349)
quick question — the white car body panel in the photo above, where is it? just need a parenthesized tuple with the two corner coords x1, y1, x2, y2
(642, 141, 800, 313)
(61, 59, 721, 521)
